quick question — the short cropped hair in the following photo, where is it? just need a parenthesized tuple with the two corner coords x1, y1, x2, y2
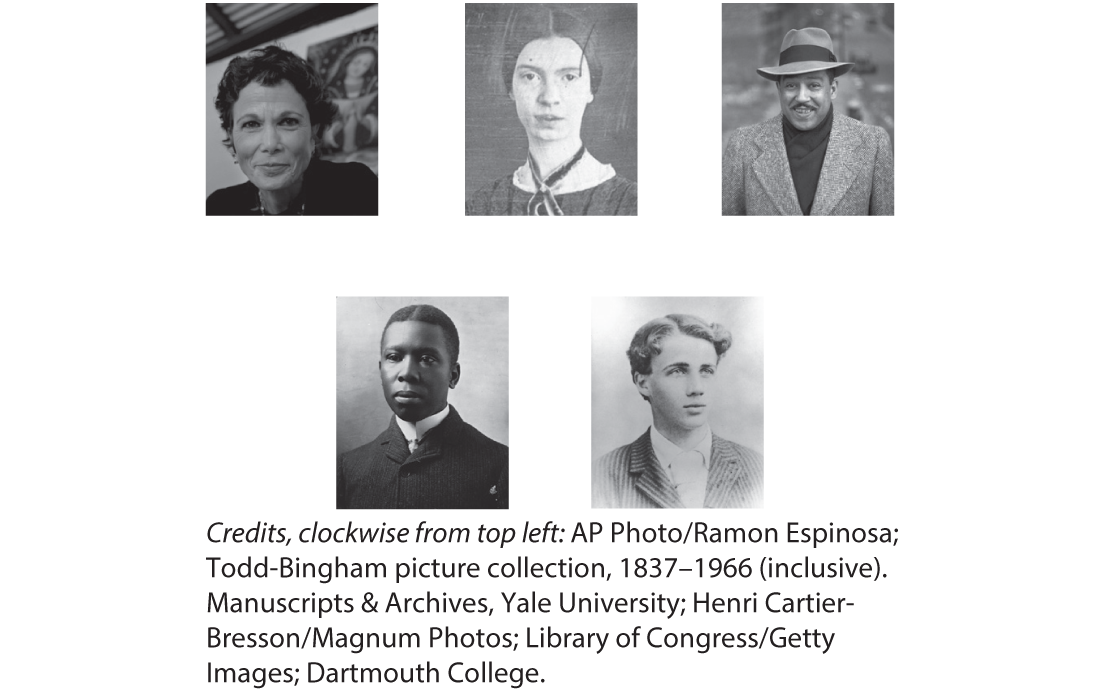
(215, 44, 338, 149)
(501, 5, 603, 96)
(383, 305, 460, 363)
(627, 314, 732, 376)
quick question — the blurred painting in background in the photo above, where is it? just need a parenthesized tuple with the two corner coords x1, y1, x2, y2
(309, 28, 379, 174)
(723, 3, 893, 147)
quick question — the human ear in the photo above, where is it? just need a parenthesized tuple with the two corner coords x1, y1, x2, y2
(633, 372, 651, 399)
(449, 362, 461, 389)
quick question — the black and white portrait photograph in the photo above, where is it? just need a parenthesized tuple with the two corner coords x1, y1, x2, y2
(592, 298, 763, 509)
(336, 297, 509, 510)
(721, 3, 894, 215)
(465, 3, 638, 216)
(205, 4, 379, 216)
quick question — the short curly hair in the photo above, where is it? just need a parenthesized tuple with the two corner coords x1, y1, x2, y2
(501, 5, 603, 97)
(627, 314, 732, 376)
(215, 44, 338, 150)
(383, 305, 460, 364)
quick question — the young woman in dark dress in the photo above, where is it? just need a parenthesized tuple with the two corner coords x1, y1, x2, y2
(466, 6, 636, 216)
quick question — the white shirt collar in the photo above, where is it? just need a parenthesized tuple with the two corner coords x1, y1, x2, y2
(512, 150, 617, 195)
(650, 425, 712, 471)
(395, 406, 450, 445)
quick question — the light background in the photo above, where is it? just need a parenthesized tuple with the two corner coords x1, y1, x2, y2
(591, 297, 763, 460)
(336, 296, 509, 454)
(4, 2, 1097, 691)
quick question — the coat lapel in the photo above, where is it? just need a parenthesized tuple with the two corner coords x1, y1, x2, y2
(382, 417, 411, 464)
(704, 437, 747, 508)
(628, 431, 684, 509)
(812, 114, 867, 216)
(751, 117, 802, 216)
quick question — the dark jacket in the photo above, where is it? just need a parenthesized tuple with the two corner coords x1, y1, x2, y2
(337, 407, 508, 509)
(207, 159, 378, 216)
(593, 429, 763, 508)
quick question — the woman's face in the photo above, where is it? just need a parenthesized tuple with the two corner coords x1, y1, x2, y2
(346, 51, 375, 79)
(230, 80, 314, 193)
(511, 36, 593, 143)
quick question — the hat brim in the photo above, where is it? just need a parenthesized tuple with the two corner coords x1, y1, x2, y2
(757, 61, 854, 81)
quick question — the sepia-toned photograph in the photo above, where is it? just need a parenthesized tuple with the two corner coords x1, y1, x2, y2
(205, 4, 379, 215)
(592, 298, 763, 509)
(721, 3, 893, 215)
(465, 3, 638, 216)
(336, 297, 509, 510)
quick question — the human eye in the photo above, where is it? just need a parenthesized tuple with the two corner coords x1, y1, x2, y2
(701, 366, 716, 376)
(562, 72, 578, 82)
(667, 366, 685, 375)
(518, 71, 538, 83)
(384, 352, 401, 363)
(238, 120, 260, 130)
(279, 117, 301, 127)
(419, 355, 437, 365)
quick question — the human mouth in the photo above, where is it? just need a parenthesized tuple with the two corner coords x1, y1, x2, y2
(393, 391, 423, 403)
(792, 106, 815, 117)
(255, 163, 290, 175)
(535, 115, 564, 124)
(684, 404, 707, 414)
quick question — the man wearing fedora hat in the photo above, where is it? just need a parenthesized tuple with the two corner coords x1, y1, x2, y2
(722, 27, 893, 216)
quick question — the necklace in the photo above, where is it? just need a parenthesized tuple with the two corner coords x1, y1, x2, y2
(257, 191, 305, 216)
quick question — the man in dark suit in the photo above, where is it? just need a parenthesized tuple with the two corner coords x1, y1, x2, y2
(592, 314, 762, 509)
(722, 27, 893, 216)
(337, 305, 508, 509)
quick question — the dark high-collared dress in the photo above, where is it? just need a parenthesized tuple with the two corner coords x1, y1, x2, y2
(592, 429, 763, 509)
(337, 407, 508, 509)
(465, 176, 637, 216)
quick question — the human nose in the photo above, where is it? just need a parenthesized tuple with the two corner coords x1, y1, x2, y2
(538, 78, 561, 105)
(686, 372, 705, 396)
(260, 122, 282, 151)
(796, 85, 812, 102)
(396, 357, 420, 382)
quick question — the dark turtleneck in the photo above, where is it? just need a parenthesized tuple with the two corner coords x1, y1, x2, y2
(783, 105, 834, 216)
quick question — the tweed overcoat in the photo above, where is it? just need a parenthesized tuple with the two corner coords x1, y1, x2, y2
(337, 406, 508, 509)
(592, 429, 763, 508)
(722, 113, 893, 216)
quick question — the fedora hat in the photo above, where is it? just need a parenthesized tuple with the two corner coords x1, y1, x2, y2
(757, 27, 853, 81)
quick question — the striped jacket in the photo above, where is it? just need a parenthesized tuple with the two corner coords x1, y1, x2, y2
(592, 429, 763, 509)
(722, 113, 893, 216)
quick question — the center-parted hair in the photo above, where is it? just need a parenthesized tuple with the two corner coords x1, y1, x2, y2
(215, 45, 339, 149)
(627, 314, 732, 376)
(383, 305, 460, 363)
(501, 5, 603, 96)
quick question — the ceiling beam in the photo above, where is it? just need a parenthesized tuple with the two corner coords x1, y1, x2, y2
(207, 3, 374, 64)
(206, 3, 239, 37)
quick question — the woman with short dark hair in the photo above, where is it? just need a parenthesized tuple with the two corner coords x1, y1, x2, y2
(207, 45, 378, 215)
